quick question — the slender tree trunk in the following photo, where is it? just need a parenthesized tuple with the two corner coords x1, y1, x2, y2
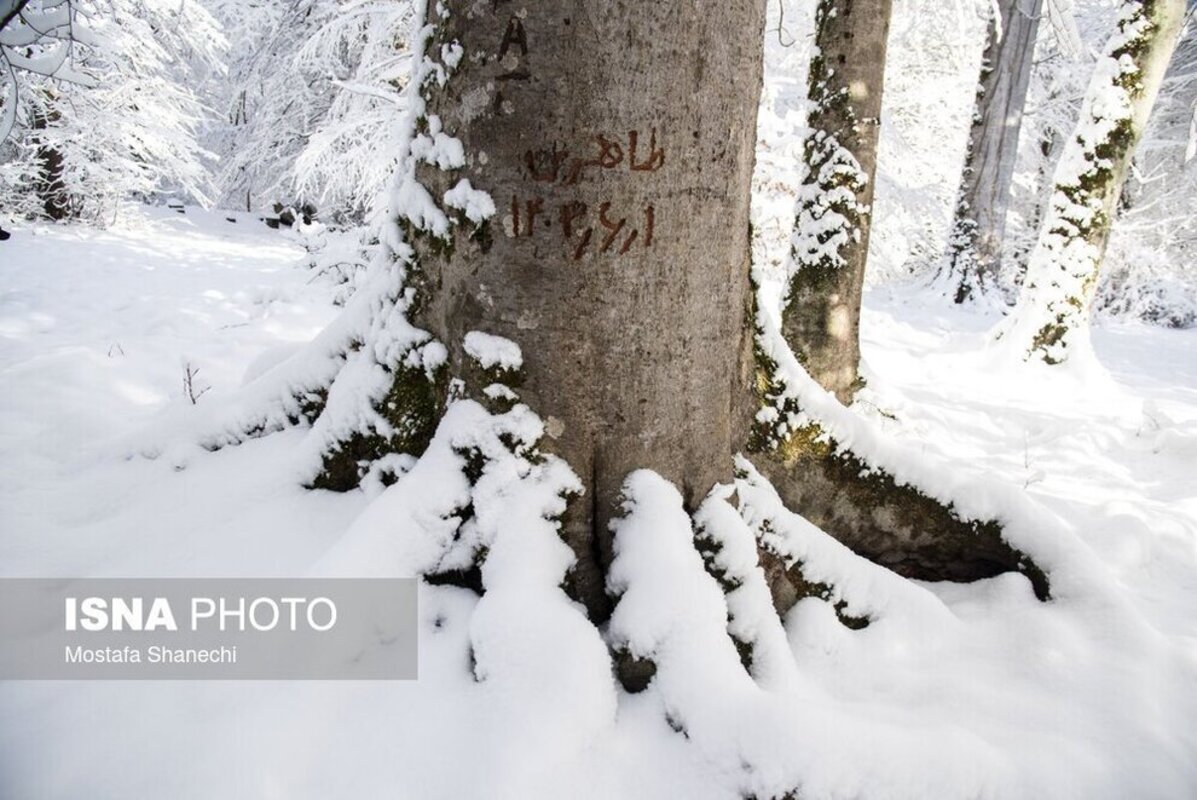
(37, 144, 67, 220)
(782, 0, 891, 404)
(943, 0, 1044, 304)
(1007, 0, 1186, 364)
(403, 1, 763, 619)
(31, 101, 68, 221)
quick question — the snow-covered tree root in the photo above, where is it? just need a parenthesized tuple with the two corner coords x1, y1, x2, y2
(752, 310, 1051, 603)
(125, 227, 446, 491)
(1003, 0, 1186, 364)
(308, 379, 1124, 798)
(129, 17, 468, 491)
(309, 391, 998, 797)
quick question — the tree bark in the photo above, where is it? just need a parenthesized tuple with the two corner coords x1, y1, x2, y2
(943, 0, 1043, 304)
(753, 435, 1049, 604)
(410, 1, 764, 619)
(782, 0, 891, 404)
(1008, 0, 1186, 364)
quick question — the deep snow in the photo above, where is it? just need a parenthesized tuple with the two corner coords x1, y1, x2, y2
(1, 207, 1195, 799)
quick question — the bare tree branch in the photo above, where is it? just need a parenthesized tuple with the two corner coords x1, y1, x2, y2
(0, 1, 33, 34)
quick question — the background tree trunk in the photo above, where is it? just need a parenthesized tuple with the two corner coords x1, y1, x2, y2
(412, 1, 764, 619)
(943, 0, 1044, 304)
(782, 0, 892, 404)
(31, 100, 69, 221)
(1007, 0, 1186, 364)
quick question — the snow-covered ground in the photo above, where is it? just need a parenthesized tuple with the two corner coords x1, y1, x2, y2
(1, 208, 1195, 799)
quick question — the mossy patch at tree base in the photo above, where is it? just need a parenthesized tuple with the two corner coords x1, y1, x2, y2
(309, 361, 446, 491)
(756, 544, 871, 629)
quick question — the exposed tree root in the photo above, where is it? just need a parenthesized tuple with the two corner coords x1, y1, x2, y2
(752, 440, 1050, 602)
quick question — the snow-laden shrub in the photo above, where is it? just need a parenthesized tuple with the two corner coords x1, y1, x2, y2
(1098, 238, 1197, 327)
(0, 0, 225, 223)
(203, 0, 415, 224)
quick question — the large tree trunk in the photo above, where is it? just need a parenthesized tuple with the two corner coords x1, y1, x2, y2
(782, 0, 892, 404)
(407, 1, 763, 619)
(298, 0, 1048, 626)
(943, 0, 1043, 304)
(1007, 0, 1186, 364)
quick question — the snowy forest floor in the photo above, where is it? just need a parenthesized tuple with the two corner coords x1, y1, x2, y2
(1, 207, 1195, 799)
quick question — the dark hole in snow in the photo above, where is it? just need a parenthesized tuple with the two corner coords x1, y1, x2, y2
(615, 650, 657, 693)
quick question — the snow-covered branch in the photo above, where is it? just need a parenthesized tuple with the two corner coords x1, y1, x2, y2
(0, 0, 226, 221)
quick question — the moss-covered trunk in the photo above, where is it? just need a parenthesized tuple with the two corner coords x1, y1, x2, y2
(754, 435, 1048, 604)
(782, 0, 892, 404)
(1009, 0, 1186, 364)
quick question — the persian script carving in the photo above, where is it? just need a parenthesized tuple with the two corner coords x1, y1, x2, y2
(513, 130, 663, 258)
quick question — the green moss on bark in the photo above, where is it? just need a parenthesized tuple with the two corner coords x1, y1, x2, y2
(309, 360, 447, 491)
